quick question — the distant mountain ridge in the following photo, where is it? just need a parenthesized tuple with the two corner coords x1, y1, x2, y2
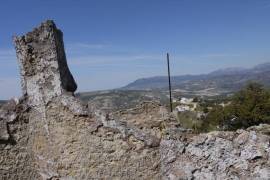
(123, 62, 270, 96)
(208, 67, 248, 76)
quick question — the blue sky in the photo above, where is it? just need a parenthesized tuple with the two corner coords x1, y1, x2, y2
(1, 0, 270, 99)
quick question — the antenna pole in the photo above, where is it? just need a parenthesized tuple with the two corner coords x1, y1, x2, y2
(167, 53, 173, 112)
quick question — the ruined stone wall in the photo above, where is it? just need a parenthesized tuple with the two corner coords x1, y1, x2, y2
(0, 20, 269, 180)
(6, 20, 162, 179)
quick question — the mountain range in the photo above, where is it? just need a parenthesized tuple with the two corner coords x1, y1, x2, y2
(123, 62, 270, 96)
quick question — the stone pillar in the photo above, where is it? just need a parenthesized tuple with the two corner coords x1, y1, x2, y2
(12, 20, 84, 179)
(13, 20, 77, 107)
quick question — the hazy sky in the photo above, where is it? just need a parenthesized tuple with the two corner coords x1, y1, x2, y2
(1, 0, 270, 99)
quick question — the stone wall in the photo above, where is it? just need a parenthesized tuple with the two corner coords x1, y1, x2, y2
(4, 20, 163, 179)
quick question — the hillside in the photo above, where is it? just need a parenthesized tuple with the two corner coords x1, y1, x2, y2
(123, 63, 270, 96)
(76, 90, 169, 112)
(77, 63, 270, 109)
(0, 100, 6, 107)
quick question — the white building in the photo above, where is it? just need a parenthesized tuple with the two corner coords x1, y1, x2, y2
(176, 105, 191, 112)
(180, 97, 193, 104)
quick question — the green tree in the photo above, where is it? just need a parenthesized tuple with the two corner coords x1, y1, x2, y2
(201, 82, 270, 131)
(193, 97, 199, 102)
(228, 82, 270, 129)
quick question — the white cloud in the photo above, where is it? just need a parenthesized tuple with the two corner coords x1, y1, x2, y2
(0, 77, 21, 99)
(68, 54, 164, 66)
(0, 48, 17, 65)
(263, 2, 270, 8)
(0, 49, 20, 99)
(66, 42, 107, 49)
(201, 53, 241, 58)
(65, 42, 109, 55)
(0, 48, 15, 56)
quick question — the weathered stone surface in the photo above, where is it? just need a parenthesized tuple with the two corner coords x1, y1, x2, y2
(0, 20, 269, 180)
(4, 20, 163, 179)
(27, 99, 161, 179)
(0, 98, 40, 180)
(160, 130, 270, 180)
(247, 123, 270, 135)
(13, 20, 77, 107)
(0, 99, 19, 141)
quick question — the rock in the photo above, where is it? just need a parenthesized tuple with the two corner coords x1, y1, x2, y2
(0, 99, 20, 140)
(2, 20, 163, 179)
(13, 20, 77, 107)
(160, 130, 270, 179)
(247, 124, 270, 135)
(252, 166, 270, 179)
(0, 120, 9, 140)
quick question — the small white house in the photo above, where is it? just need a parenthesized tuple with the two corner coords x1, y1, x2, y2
(176, 105, 191, 112)
(180, 97, 193, 104)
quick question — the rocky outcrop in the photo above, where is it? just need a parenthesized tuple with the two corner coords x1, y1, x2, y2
(247, 124, 270, 136)
(0, 20, 269, 179)
(13, 20, 77, 106)
(161, 129, 270, 179)
(1, 20, 163, 179)
(0, 97, 39, 179)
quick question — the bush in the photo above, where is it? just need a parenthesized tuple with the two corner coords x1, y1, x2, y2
(193, 97, 199, 102)
(200, 82, 270, 131)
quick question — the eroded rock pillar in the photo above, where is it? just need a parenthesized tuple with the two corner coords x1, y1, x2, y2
(13, 20, 77, 107)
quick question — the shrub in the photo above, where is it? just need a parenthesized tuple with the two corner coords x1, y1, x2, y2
(201, 82, 270, 131)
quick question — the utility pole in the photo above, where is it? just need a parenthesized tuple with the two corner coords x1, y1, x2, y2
(167, 53, 173, 112)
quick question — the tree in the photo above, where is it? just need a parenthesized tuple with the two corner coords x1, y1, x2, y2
(229, 82, 270, 129)
(193, 97, 199, 102)
(201, 82, 270, 131)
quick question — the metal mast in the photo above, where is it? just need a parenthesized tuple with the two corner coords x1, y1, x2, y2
(167, 53, 173, 112)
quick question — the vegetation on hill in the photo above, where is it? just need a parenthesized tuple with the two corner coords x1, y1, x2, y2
(200, 82, 270, 132)
(76, 82, 270, 133)
(76, 90, 169, 112)
(0, 100, 7, 108)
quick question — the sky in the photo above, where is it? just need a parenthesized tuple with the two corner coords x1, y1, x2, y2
(1, 0, 270, 99)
